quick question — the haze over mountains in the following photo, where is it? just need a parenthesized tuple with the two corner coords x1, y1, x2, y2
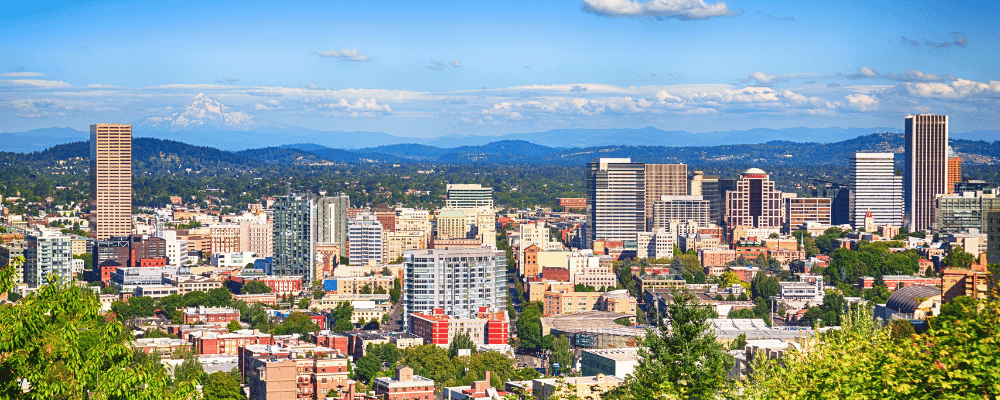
(2, 94, 996, 153)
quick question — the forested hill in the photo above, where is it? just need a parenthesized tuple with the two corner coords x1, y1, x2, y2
(5, 133, 999, 170)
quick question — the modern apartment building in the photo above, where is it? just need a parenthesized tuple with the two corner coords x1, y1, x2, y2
(988, 210, 1000, 265)
(644, 164, 688, 229)
(24, 229, 74, 287)
(273, 194, 315, 280)
(348, 213, 383, 266)
(724, 168, 782, 237)
(784, 197, 832, 233)
(904, 114, 949, 231)
(446, 184, 494, 209)
(850, 153, 903, 228)
(316, 195, 350, 257)
(947, 146, 962, 194)
(89, 123, 132, 240)
(651, 195, 711, 229)
(586, 158, 645, 247)
(402, 248, 506, 328)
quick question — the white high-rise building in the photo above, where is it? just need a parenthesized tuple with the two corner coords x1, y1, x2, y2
(850, 153, 903, 228)
(637, 228, 675, 259)
(158, 230, 191, 267)
(24, 229, 74, 287)
(348, 213, 383, 266)
(446, 184, 494, 209)
(402, 248, 506, 328)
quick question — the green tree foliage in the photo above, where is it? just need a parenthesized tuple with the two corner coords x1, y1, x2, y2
(241, 280, 273, 294)
(272, 312, 321, 336)
(332, 301, 355, 332)
(516, 302, 543, 350)
(460, 351, 518, 388)
(354, 355, 383, 384)
(607, 289, 733, 400)
(227, 320, 242, 332)
(297, 297, 310, 309)
(172, 345, 205, 383)
(933, 295, 978, 329)
(360, 284, 372, 294)
(750, 272, 780, 300)
(449, 332, 477, 358)
(367, 342, 401, 365)
(401, 345, 460, 389)
(389, 278, 402, 303)
(202, 371, 244, 400)
(728, 308, 756, 319)
(888, 319, 916, 340)
(729, 333, 747, 350)
(744, 300, 1000, 399)
(143, 328, 176, 339)
(943, 246, 976, 269)
(313, 289, 326, 299)
(549, 335, 572, 373)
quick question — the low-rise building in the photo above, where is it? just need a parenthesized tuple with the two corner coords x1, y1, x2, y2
(857, 275, 940, 291)
(580, 348, 639, 379)
(543, 291, 603, 316)
(164, 274, 223, 294)
(531, 375, 623, 400)
(942, 267, 990, 303)
(190, 329, 275, 355)
(409, 308, 509, 347)
(373, 366, 435, 400)
(323, 275, 394, 295)
(182, 306, 240, 325)
(636, 274, 686, 294)
(596, 290, 637, 314)
(443, 371, 506, 400)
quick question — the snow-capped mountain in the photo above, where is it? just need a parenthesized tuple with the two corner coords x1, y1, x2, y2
(134, 93, 269, 131)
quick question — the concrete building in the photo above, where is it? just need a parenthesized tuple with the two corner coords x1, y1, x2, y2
(586, 158, 645, 247)
(531, 375, 623, 400)
(24, 229, 74, 287)
(403, 248, 506, 327)
(784, 197, 831, 234)
(182, 306, 240, 325)
(316, 195, 350, 257)
(212, 251, 260, 269)
(904, 114, 949, 231)
(436, 208, 469, 240)
(373, 366, 435, 400)
(446, 184, 494, 210)
(158, 230, 191, 267)
(934, 191, 1000, 234)
(580, 348, 639, 379)
(273, 194, 315, 280)
(383, 230, 427, 264)
(596, 290, 637, 314)
(990, 210, 1000, 265)
(947, 146, 962, 194)
(444, 371, 506, 400)
(644, 164, 688, 229)
(324, 276, 394, 295)
(90, 123, 132, 240)
(348, 213, 384, 266)
(651, 195, 711, 229)
(209, 223, 242, 254)
(1, 240, 27, 284)
(725, 168, 783, 239)
(850, 152, 903, 228)
(543, 291, 603, 315)
(567, 249, 616, 288)
(635, 228, 674, 260)
(942, 268, 990, 303)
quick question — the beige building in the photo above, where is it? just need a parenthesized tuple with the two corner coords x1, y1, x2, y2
(543, 291, 603, 316)
(89, 123, 132, 240)
(784, 197, 832, 234)
(383, 230, 427, 263)
(597, 290, 637, 314)
(532, 375, 623, 400)
(436, 208, 468, 240)
(644, 164, 688, 230)
(331, 276, 394, 295)
(904, 114, 949, 232)
(163, 274, 222, 294)
(209, 224, 241, 254)
(527, 280, 574, 303)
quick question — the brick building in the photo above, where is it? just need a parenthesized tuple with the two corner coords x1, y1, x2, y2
(409, 308, 509, 347)
(373, 366, 435, 400)
(182, 306, 240, 325)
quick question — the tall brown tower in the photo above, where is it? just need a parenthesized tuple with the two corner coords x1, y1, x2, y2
(904, 114, 948, 232)
(90, 123, 132, 240)
(644, 164, 687, 229)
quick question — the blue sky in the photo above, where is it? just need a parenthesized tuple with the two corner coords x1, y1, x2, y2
(2, 0, 999, 137)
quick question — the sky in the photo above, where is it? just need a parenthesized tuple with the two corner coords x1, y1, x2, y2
(2, 0, 999, 137)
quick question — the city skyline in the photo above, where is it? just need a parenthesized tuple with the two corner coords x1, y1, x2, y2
(3, 1, 999, 137)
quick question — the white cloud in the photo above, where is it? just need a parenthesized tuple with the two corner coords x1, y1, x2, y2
(570, 85, 588, 92)
(847, 66, 880, 79)
(0, 79, 71, 89)
(318, 98, 392, 115)
(741, 72, 787, 86)
(451, 60, 461, 67)
(581, 0, 741, 20)
(1, 72, 44, 78)
(847, 67, 953, 83)
(85, 84, 121, 89)
(314, 49, 372, 61)
(427, 61, 446, 70)
(845, 94, 879, 111)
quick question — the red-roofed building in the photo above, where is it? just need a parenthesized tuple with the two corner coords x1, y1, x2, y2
(410, 307, 509, 346)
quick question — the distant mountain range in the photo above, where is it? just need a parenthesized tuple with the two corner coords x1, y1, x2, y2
(2, 94, 996, 153)
(5, 133, 998, 174)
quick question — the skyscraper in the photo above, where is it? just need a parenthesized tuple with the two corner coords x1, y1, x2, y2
(724, 168, 782, 237)
(904, 114, 949, 231)
(644, 164, 687, 229)
(316, 195, 349, 257)
(947, 146, 962, 194)
(273, 194, 315, 280)
(24, 229, 73, 287)
(90, 123, 132, 240)
(850, 153, 903, 228)
(586, 158, 645, 247)
(348, 213, 383, 266)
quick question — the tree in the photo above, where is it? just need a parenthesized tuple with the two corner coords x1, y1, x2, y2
(607, 289, 733, 399)
(516, 303, 543, 350)
(550, 335, 572, 373)
(933, 295, 978, 329)
(202, 371, 244, 400)
(354, 354, 383, 384)
(360, 284, 372, 294)
(227, 320, 242, 332)
(888, 320, 915, 341)
(750, 272, 780, 300)
(272, 312, 321, 336)
(144, 328, 176, 339)
(332, 301, 355, 332)
(737, 293, 749, 301)
(313, 289, 326, 299)
(729, 308, 756, 319)
(173, 345, 205, 383)
(367, 342, 401, 365)
(389, 278, 402, 303)
(729, 333, 747, 350)
(402, 345, 459, 390)
(241, 280, 272, 294)
(449, 332, 476, 358)
(298, 297, 310, 309)
(943, 246, 975, 269)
